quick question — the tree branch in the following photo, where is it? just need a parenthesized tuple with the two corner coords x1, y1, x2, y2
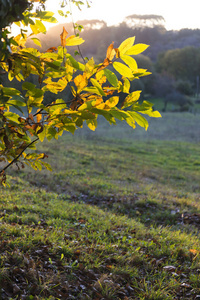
(0, 137, 39, 174)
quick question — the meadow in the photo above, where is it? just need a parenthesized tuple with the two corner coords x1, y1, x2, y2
(0, 112, 200, 299)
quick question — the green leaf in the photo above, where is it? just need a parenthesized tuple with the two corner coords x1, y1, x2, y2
(110, 108, 129, 121)
(46, 127, 58, 141)
(104, 69, 118, 87)
(79, 111, 96, 119)
(118, 37, 135, 56)
(125, 44, 149, 55)
(3, 87, 21, 96)
(68, 55, 85, 71)
(121, 91, 141, 109)
(22, 82, 36, 91)
(92, 108, 116, 124)
(63, 123, 76, 134)
(113, 62, 133, 78)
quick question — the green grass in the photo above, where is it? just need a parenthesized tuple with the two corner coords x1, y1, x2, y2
(1, 113, 200, 299)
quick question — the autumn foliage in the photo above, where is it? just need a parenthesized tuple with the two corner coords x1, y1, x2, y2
(0, 0, 161, 185)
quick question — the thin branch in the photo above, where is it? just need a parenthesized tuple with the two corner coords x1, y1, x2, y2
(69, 0, 86, 64)
(0, 137, 39, 174)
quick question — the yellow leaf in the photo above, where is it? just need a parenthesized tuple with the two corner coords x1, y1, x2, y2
(125, 43, 149, 55)
(113, 62, 133, 78)
(105, 96, 119, 108)
(118, 37, 135, 56)
(60, 27, 68, 47)
(86, 119, 97, 131)
(106, 42, 116, 61)
(121, 55, 138, 71)
(74, 74, 88, 94)
(66, 36, 84, 46)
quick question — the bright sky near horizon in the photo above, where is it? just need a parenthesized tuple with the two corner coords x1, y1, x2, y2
(46, 0, 200, 31)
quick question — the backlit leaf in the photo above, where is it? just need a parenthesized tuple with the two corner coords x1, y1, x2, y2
(106, 42, 115, 61)
(118, 37, 135, 56)
(113, 62, 133, 78)
(66, 36, 84, 46)
(60, 27, 68, 47)
(105, 96, 119, 108)
(121, 91, 141, 109)
(132, 101, 162, 118)
(74, 74, 88, 93)
(125, 43, 149, 55)
(90, 78, 106, 96)
(31, 38, 42, 47)
(68, 55, 85, 71)
(128, 111, 149, 130)
(121, 55, 138, 70)
(122, 78, 130, 93)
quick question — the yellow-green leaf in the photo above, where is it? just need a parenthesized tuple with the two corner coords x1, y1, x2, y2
(113, 62, 133, 78)
(121, 91, 141, 109)
(122, 78, 130, 93)
(118, 37, 135, 56)
(105, 96, 119, 108)
(4, 112, 20, 124)
(86, 119, 97, 131)
(90, 78, 106, 96)
(74, 74, 88, 93)
(128, 111, 149, 130)
(121, 55, 138, 71)
(104, 69, 118, 87)
(35, 19, 46, 33)
(66, 36, 84, 46)
(125, 44, 149, 55)
(68, 55, 85, 71)
(31, 38, 42, 47)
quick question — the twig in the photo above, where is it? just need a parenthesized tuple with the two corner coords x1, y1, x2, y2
(0, 137, 39, 173)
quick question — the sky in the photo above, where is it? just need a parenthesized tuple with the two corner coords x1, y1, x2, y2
(45, 0, 200, 31)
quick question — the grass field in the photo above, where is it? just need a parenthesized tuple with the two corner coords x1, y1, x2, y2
(1, 112, 200, 299)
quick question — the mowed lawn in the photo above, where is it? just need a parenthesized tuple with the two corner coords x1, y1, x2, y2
(1, 112, 200, 299)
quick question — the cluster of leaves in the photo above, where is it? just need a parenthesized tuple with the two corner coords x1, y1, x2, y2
(0, 2, 161, 185)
